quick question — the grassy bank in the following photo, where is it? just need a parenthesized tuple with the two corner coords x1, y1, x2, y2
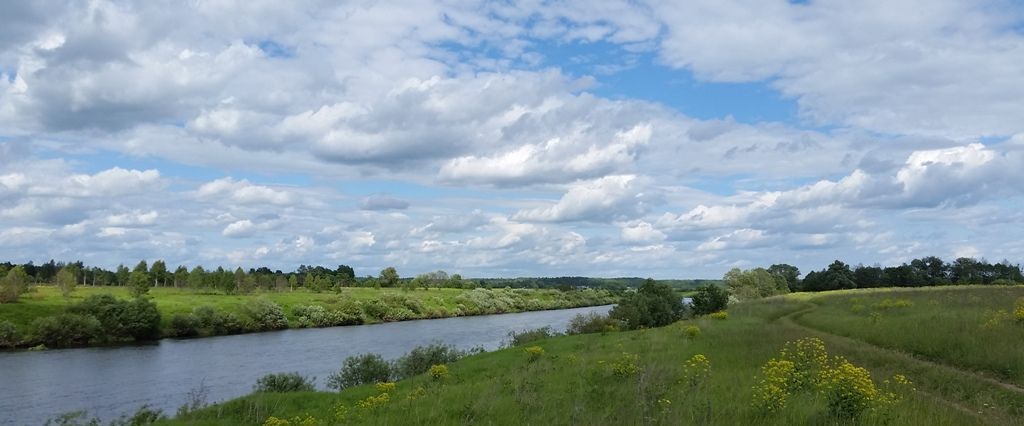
(162, 286, 1024, 425)
(0, 286, 617, 347)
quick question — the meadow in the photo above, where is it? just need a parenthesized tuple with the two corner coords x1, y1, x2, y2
(162, 286, 1024, 425)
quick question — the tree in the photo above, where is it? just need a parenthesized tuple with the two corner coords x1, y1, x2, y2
(690, 284, 729, 316)
(151, 260, 167, 287)
(378, 267, 399, 288)
(767, 264, 801, 292)
(0, 266, 30, 303)
(129, 269, 151, 297)
(115, 264, 130, 286)
(55, 267, 78, 298)
(725, 268, 789, 300)
(188, 266, 206, 290)
(609, 279, 685, 329)
(173, 266, 189, 288)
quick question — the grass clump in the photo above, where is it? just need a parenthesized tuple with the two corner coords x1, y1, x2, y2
(254, 373, 316, 393)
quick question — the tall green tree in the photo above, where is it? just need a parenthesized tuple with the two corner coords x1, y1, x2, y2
(0, 266, 30, 303)
(725, 267, 789, 300)
(151, 260, 167, 287)
(55, 267, 78, 298)
(378, 267, 399, 288)
(767, 264, 801, 292)
(129, 269, 151, 297)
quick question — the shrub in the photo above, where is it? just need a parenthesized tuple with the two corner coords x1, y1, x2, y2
(381, 293, 425, 314)
(292, 305, 358, 328)
(691, 284, 730, 316)
(610, 352, 641, 377)
(1015, 298, 1024, 324)
(681, 354, 711, 386)
(0, 320, 20, 348)
(254, 372, 316, 393)
(169, 314, 200, 337)
(30, 313, 102, 348)
(68, 294, 160, 341)
(610, 279, 685, 329)
(428, 364, 449, 381)
(683, 325, 701, 339)
(819, 359, 879, 418)
(393, 343, 465, 379)
(243, 300, 288, 331)
(567, 312, 620, 334)
(327, 353, 392, 390)
(0, 266, 30, 303)
(507, 327, 557, 346)
(192, 306, 245, 335)
(375, 382, 395, 393)
(524, 345, 545, 362)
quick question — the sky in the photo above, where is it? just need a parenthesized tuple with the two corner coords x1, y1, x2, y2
(2, 0, 1024, 278)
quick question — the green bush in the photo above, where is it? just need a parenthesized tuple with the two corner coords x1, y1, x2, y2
(192, 306, 245, 335)
(68, 294, 161, 341)
(691, 284, 730, 316)
(254, 372, 316, 393)
(292, 304, 360, 328)
(326, 353, 392, 390)
(169, 313, 200, 337)
(0, 320, 20, 348)
(393, 343, 465, 379)
(610, 279, 685, 329)
(30, 313, 102, 348)
(507, 327, 558, 346)
(242, 299, 288, 331)
(382, 293, 425, 314)
(567, 312, 620, 334)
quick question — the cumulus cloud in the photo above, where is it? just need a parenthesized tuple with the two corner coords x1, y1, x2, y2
(514, 175, 653, 222)
(196, 178, 293, 205)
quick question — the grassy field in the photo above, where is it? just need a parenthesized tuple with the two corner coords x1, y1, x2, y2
(0, 286, 615, 337)
(162, 286, 1024, 425)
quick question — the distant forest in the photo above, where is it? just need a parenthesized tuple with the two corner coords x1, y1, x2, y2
(776, 256, 1023, 293)
(0, 260, 713, 293)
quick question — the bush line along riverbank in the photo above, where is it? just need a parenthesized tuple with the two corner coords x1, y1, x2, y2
(0, 286, 617, 349)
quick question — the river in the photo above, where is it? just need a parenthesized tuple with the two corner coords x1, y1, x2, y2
(0, 304, 612, 425)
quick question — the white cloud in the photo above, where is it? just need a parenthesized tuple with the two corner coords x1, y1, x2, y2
(196, 177, 293, 205)
(513, 175, 651, 222)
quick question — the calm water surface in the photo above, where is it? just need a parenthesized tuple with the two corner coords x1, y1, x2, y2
(0, 305, 612, 425)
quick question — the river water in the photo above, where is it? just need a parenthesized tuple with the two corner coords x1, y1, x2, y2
(0, 304, 613, 425)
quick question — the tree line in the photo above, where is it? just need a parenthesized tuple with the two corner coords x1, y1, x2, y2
(723, 256, 1024, 298)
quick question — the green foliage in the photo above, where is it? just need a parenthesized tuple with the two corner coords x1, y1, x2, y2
(0, 320, 20, 348)
(169, 313, 200, 337)
(392, 343, 466, 379)
(327, 353, 392, 391)
(566, 312, 620, 334)
(378, 267, 399, 288)
(68, 294, 161, 341)
(55, 267, 77, 298)
(129, 270, 151, 297)
(507, 326, 557, 346)
(609, 279, 685, 329)
(243, 299, 289, 331)
(30, 313, 102, 348)
(0, 265, 30, 303)
(724, 267, 789, 300)
(691, 284, 730, 316)
(292, 304, 360, 328)
(255, 372, 317, 393)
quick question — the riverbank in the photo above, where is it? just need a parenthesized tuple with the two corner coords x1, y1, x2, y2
(168, 286, 1024, 425)
(0, 286, 618, 349)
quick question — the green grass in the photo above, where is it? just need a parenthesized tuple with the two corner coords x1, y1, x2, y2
(0, 286, 614, 337)
(164, 286, 1024, 425)
(793, 285, 1024, 387)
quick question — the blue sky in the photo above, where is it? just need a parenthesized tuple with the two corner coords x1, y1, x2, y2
(2, 0, 1024, 278)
